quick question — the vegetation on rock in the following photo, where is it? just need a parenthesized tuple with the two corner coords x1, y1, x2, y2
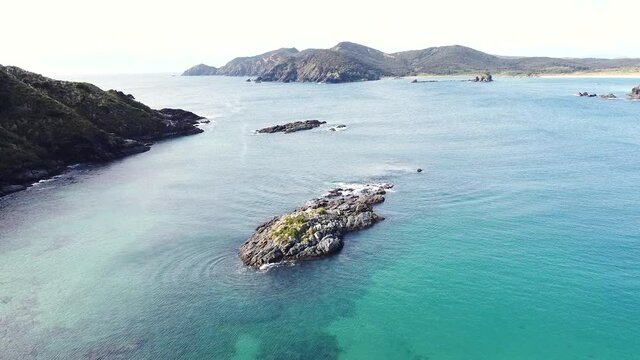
(0, 65, 204, 195)
(239, 184, 393, 268)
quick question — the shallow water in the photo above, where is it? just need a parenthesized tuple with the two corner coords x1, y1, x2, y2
(1, 75, 639, 359)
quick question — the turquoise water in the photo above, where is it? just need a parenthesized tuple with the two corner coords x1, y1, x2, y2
(1, 75, 639, 359)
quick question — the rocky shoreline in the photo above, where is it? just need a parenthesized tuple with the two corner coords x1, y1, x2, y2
(1, 106, 206, 197)
(0, 65, 207, 197)
(239, 183, 393, 268)
(257, 120, 326, 134)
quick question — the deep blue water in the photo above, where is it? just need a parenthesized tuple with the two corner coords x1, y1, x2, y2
(0, 75, 639, 359)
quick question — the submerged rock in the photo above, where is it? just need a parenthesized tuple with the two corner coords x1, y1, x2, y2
(257, 120, 326, 134)
(328, 124, 347, 131)
(238, 183, 393, 268)
(600, 93, 617, 99)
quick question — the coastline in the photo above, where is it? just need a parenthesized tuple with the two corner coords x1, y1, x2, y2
(538, 72, 640, 79)
(395, 69, 640, 80)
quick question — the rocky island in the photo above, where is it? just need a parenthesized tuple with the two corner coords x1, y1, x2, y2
(0, 65, 206, 197)
(472, 73, 493, 82)
(628, 85, 640, 99)
(257, 120, 326, 134)
(239, 183, 393, 268)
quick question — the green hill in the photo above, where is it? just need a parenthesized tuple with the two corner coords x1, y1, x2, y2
(0, 65, 204, 196)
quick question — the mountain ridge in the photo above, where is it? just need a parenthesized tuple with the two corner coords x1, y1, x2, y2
(182, 42, 640, 82)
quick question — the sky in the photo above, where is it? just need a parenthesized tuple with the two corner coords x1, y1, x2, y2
(2, 0, 639, 75)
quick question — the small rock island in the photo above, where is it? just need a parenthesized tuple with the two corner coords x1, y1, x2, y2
(239, 183, 393, 268)
(257, 120, 326, 134)
(628, 85, 640, 99)
(472, 73, 493, 82)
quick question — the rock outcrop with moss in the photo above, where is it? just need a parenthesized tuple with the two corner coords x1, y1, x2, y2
(0, 65, 205, 196)
(239, 183, 393, 268)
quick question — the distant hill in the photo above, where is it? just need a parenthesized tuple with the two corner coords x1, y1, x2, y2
(0, 65, 204, 196)
(182, 64, 218, 76)
(182, 42, 640, 83)
(216, 47, 299, 76)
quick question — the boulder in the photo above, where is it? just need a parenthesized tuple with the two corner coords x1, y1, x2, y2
(628, 85, 640, 99)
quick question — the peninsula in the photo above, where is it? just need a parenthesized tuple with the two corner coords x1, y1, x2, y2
(0, 66, 206, 196)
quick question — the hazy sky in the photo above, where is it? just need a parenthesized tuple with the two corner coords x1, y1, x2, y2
(2, 0, 638, 75)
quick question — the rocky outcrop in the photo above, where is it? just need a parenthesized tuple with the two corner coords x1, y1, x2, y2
(0, 65, 205, 197)
(577, 92, 618, 98)
(628, 85, 640, 99)
(181, 64, 218, 76)
(257, 120, 326, 134)
(239, 183, 393, 268)
(472, 73, 493, 82)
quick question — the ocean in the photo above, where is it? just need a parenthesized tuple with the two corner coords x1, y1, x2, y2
(1, 75, 639, 359)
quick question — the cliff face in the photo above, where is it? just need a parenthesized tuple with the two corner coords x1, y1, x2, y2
(182, 41, 640, 83)
(259, 49, 382, 83)
(0, 65, 204, 195)
(216, 47, 299, 76)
